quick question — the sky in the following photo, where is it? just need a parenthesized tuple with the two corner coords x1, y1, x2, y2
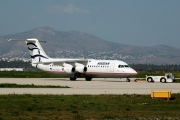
(0, 0, 180, 48)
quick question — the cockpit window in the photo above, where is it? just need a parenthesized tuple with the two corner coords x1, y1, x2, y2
(118, 65, 124, 68)
(118, 65, 129, 68)
(124, 65, 129, 67)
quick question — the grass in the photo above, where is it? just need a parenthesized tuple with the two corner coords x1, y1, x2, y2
(0, 94, 179, 119)
(0, 83, 69, 88)
(134, 71, 180, 78)
(0, 71, 60, 78)
(0, 71, 179, 119)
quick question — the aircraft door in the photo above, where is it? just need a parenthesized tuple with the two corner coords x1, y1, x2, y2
(110, 63, 115, 72)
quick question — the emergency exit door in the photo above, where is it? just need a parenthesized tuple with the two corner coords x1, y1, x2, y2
(110, 63, 115, 72)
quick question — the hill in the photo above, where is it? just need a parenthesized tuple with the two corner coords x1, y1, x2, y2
(0, 26, 180, 64)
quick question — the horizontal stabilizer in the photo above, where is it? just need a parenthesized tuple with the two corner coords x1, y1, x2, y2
(8, 38, 46, 43)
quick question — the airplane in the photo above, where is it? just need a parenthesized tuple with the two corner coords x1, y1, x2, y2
(8, 38, 137, 81)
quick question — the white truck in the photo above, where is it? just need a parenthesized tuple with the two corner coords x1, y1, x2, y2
(146, 73, 175, 83)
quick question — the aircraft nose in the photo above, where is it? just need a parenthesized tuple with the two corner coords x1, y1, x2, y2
(132, 69, 138, 75)
(134, 70, 138, 75)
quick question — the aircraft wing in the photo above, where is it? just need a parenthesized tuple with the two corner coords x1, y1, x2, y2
(35, 59, 88, 66)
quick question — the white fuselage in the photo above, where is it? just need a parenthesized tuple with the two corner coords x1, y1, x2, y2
(37, 59, 137, 78)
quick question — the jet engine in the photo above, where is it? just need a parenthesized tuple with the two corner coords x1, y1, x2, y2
(76, 66, 87, 73)
(62, 67, 75, 74)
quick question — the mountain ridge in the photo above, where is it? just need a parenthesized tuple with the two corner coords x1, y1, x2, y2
(0, 26, 180, 64)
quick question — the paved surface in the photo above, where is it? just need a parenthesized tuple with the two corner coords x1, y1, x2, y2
(0, 78, 180, 95)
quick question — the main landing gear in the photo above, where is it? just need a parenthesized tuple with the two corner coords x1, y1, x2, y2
(69, 73, 92, 81)
(69, 73, 77, 81)
(85, 77, 92, 81)
(70, 77, 77, 81)
(69, 77, 92, 81)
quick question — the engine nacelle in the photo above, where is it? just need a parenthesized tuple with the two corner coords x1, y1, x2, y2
(62, 67, 75, 74)
(76, 66, 87, 73)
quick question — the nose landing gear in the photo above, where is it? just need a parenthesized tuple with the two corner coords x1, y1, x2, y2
(126, 78, 130, 82)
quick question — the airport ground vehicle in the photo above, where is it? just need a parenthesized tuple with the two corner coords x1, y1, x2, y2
(146, 73, 175, 83)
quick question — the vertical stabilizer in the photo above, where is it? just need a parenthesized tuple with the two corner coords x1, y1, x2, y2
(26, 38, 49, 67)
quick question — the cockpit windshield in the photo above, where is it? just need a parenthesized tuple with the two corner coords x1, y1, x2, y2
(124, 65, 129, 67)
(118, 65, 129, 68)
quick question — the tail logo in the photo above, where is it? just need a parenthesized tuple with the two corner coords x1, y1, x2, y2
(27, 42, 48, 60)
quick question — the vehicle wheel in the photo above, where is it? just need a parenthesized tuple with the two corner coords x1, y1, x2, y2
(147, 77, 153, 82)
(160, 78, 166, 83)
(85, 77, 92, 81)
(126, 78, 130, 82)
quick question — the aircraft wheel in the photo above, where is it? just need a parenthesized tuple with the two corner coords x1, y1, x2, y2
(70, 75, 77, 81)
(70, 77, 77, 81)
(85, 77, 92, 81)
(70, 73, 77, 81)
(160, 78, 166, 83)
(147, 77, 153, 82)
(126, 78, 130, 82)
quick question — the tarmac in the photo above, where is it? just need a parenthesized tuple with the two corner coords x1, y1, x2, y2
(0, 78, 180, 95)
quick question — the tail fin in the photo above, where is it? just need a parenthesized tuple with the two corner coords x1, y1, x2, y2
(26, 39, 49, 66)
(8, 38, 49, 67)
